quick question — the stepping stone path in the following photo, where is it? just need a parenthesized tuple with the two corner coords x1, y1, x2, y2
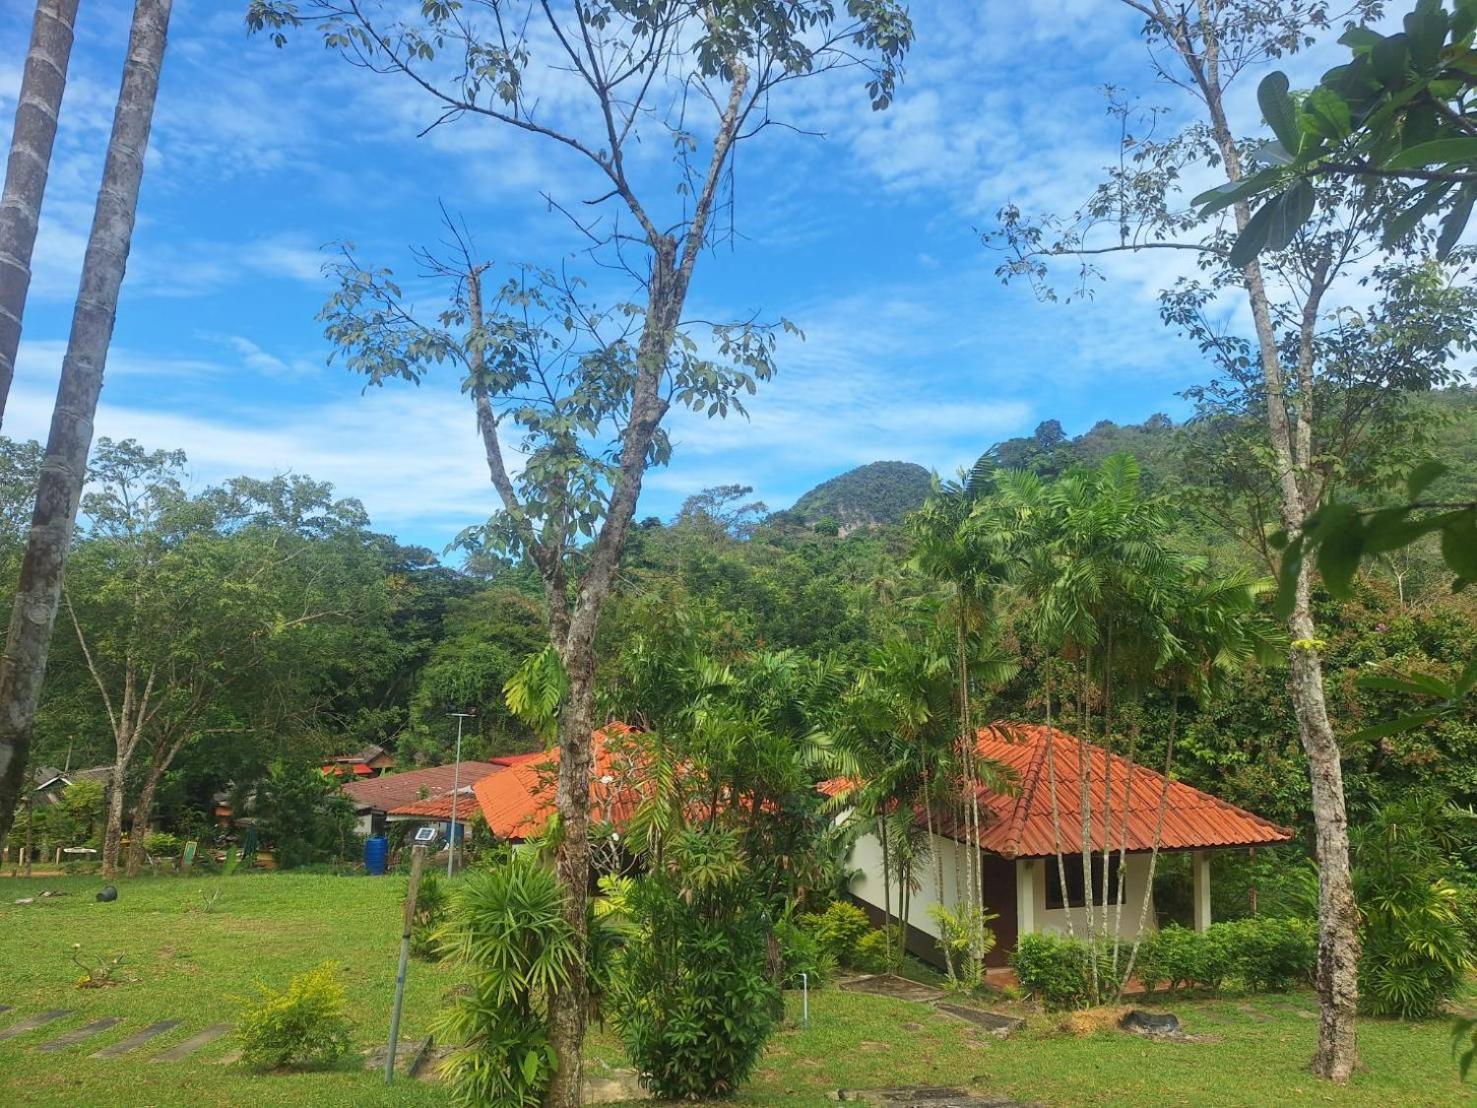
(833, 1085, 1038, 1106)
(150, 1023, 233, 1062)
(91, 1019, 181, 1058)
(935, 1004, 1024, 1038)
(0, 1010, 71, 1041)
(38, 1017, 121, 1051)
(840, 974, 947, 1004)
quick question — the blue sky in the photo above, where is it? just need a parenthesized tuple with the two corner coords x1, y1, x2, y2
(0, 1, 1370, 553)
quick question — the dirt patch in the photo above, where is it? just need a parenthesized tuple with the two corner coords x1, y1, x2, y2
(1056, 1006, 1132, 1036)
(859, 1040, 892, 1052)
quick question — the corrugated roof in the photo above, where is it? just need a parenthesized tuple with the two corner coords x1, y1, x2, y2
(823, 722, 1292, 858)
(472, 724, 645, 842)
(342, 761, 504, 814)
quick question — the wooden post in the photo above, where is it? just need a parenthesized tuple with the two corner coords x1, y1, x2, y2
(385, 844, 426, 1084)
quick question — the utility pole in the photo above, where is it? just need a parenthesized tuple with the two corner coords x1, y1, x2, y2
(445, 707, 475, 878)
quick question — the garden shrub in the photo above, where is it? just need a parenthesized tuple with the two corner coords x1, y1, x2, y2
(801, 900, 873, 966)
(929, 904, 997, 992)
(775, 914, 837, 986)
(1134, 918, 1313, 994)
(410, 871, 448, 961)
(1010, 933, 1100, 1010)
(1355, 793, 1476, 1019)
(237, 961, 353, 1070)
(1221, 917, 1316, 992)
(435, 855, 584, 1108)
(610, 829, 779, 1100)
(141, 831, 182, 858)
(853, 926, 901, 973)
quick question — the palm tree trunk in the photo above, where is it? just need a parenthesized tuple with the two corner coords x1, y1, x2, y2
(0, 0, 172, 847)
(0, 0, 80, 426)
(1042, 656, 1074, 938)
(1117, 689, 1179, 1000)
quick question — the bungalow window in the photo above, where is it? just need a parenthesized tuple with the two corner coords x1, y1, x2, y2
(1044, 854, 1123, 910)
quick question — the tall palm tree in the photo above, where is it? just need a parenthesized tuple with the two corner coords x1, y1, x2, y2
(0, 0, 173, 847)
(0, 0, 81, 426)
(908, 459, 1013, 956)
(1112, 568, 1278, 997)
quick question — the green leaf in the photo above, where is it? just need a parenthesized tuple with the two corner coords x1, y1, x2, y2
(1385, 137, 1477, 169)
(1229, 197, 1277, 267)
(1382, 182, 1454, 247)
(1311, 502, 1364, 598)
(1265, 179, 1316, 253)
(1193, 170, 1278, 214)
(1439, 511, 1477, 580)
(1407, 460, 1449, 499)
(1371, 32, 1411, 85)
(1356, 672, 1453, 698)
(1436, 184, 1476, 258)
(1350, 708, 1445, 744)
(1257, 72, 1301, 153)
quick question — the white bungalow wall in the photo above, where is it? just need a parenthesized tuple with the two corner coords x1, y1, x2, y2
(843, 818, 1160, 949)
(1019, 853, 1159, 940)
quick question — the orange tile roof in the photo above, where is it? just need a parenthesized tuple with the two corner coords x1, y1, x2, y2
(472, 724, 646, 842)
(822, 722, 1293, 859)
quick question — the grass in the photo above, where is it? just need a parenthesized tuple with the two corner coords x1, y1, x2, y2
(1, 872, 1472, 1106)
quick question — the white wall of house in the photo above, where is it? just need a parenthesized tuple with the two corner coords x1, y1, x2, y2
(841, 810, 1161, 949)
(845, 823, 1007, 941)
(1020, 853, 1159, 940)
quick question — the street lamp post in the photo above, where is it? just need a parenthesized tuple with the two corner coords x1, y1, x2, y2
(445, 708, 475, 877)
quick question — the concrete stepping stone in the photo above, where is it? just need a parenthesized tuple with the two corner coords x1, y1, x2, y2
(37, 1017, 121, 1051)
(935, 1004, 1025, 1038)
(150, 1023, 231, 1062)
(0, 1010, 72, 1041)
(834, 1087, 1037, 1106)
(839, 974, 946, 1004)
(91, 1019, 181, 1058)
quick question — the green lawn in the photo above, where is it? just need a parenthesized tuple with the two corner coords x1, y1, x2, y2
(0, 873, 1471, 1106)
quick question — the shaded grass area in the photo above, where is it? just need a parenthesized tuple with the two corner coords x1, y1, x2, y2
(1, 873, 1471, 1106)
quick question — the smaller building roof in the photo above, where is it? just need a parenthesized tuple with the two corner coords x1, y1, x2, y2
(342, 760, 504, 814)
(472, 724, 644, 842)
(388, 787, 482, 821)
(823, 722, 1293, 859)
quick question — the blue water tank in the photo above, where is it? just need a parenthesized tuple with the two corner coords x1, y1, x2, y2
(364, 835, 389, 876)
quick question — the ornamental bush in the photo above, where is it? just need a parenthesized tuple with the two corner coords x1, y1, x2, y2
(433, 855, 585, 1108)
(1010, 933, 1100, 1010)
(610, 829, 779, 1100)
(799, 900, 897, 972)
(236, 961, 353, 1071)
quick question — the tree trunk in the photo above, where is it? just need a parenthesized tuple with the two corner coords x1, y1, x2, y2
(124, 763, 163, 876)
(0, 0, 80, 426)
(101, 753, 127, 877)
(0, 0, 171, 847)
(543, 653, 596, 1108)
(1183, 15, 1360, 1076)
(1289, 570, 1361, 1080)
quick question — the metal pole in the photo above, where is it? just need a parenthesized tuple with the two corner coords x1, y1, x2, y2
(385, 844, 426, 1084)
(447, 712, 465, 878)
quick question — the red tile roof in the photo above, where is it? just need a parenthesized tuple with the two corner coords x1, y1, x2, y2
(342, 761, 504, 814)
(822, 722, 1292, 858)
(473, 724, 645, 842)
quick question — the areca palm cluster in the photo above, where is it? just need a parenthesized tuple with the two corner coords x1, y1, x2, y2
(919, 454, 1273, 1002)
